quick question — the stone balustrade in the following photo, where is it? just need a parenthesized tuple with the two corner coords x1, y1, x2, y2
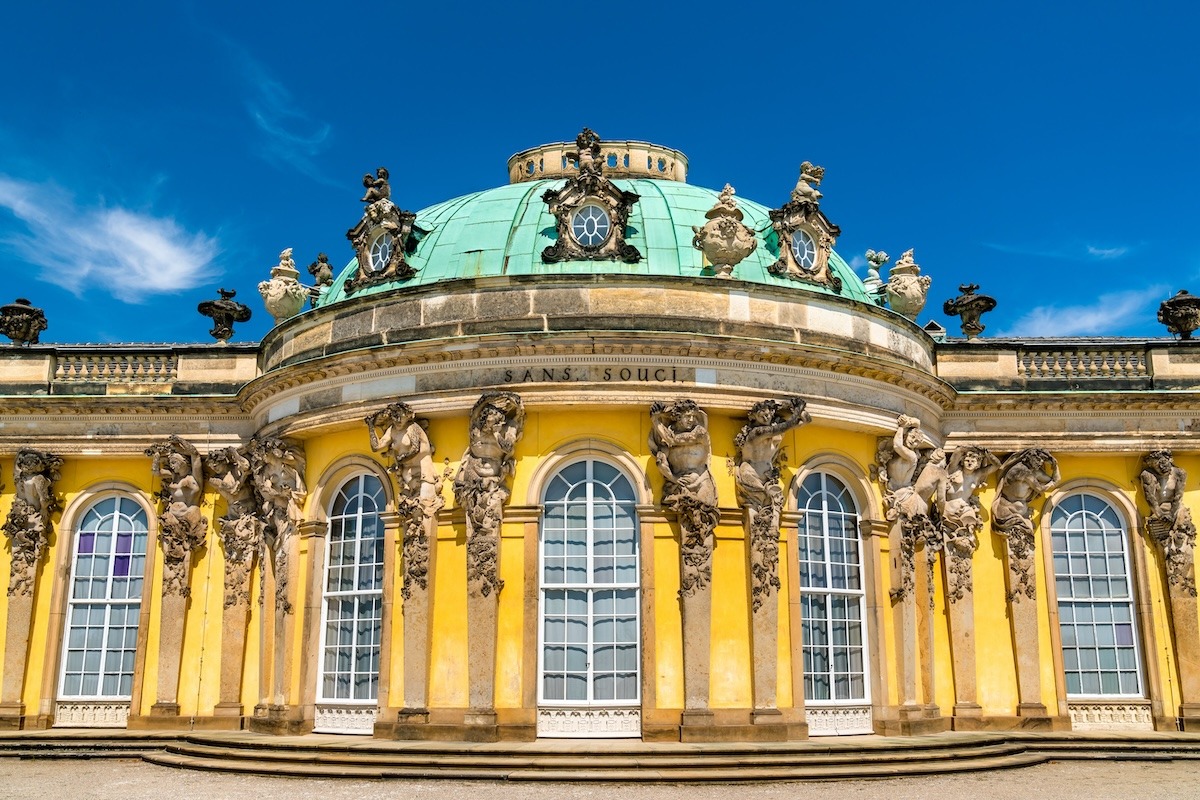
(55, 352, 178, 382)
(508, 140, 688, 183)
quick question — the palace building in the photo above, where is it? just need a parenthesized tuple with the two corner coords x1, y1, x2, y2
(0, 130, 1197, 744)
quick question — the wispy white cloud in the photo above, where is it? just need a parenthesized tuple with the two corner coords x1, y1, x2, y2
(998, 285, 1167, 337)
(228, 44, 336, 187)
(848, 254, 867, 270)
(0, 176, 219, 302)
(982, 241, 1134, 261)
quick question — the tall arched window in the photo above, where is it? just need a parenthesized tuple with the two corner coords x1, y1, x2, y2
(1050, 493, 1143, 698)
(58, 495, 149, 726)
(538, 458, 640, 738)
(315, 473, 385, 733)
(796, 471, 871, 735)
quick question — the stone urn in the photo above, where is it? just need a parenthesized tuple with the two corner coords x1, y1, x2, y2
(258, 248, 309, 324)
(692, 184, 757, 278)
(885, 249, 932, 321)
(1158, 290, 1200, 340)
(943, 283, 997, 339)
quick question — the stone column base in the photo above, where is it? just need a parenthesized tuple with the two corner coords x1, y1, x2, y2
(1178, 703, 1200, 731)
(149, 702, 180, 717)
(246, 704, 310, 735)
(876, 704, 950, 736)
(0, 702, 25, 730)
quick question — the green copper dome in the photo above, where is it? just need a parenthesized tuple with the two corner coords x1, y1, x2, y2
(319, 178, 874, 307)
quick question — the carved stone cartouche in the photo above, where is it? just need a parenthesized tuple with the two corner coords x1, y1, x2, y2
(205, 444, 263, 608)
(541, 128, 642, 265)
(692, 184, 758, 278)
(885, 249, 932, 321)
(943, 284, 997, 339)
(345, 171, 422, 294)
(735, 397, 810, 611)
(2, 448, 62, 597)
(991, 448, 1059, 602)
(248, 436, 307, 614)
(197, 288, 252, 343)
(258, 248, 310, 324)
(767, 163, 842, 292)
(1139, 450, 1197, 596)
(0, 299, 48, 347)
(453, 392, 525, 599)
(1158, 290, 1200, 340)
(367, 402, 447, 600)
(145, 436, 207, 598)
(649, 398, 719, 598)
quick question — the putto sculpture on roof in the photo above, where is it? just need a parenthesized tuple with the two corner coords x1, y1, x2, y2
(768, 161, 843, 292)
(345, 167, 422, 294)
(542, 128, 643, 264)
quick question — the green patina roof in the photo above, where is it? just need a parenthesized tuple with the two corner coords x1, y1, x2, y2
(318, 179, 874, 306)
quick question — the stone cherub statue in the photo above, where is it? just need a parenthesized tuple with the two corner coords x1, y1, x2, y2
(361, 167, 391, 204)
(1139, 450, 1197, 596)
(453, 392, 525, 598)
(649, 399, 719, 597)
(735, 397, 811, 611)
(205, 445, 263, 608)
(991, 448, 1059, 601)
(572, 127, 603, 176)
(791, 161, 825, 205)
(2, 448, 63, 597)
(368, 402, 446, 598)
(307, 253, 334, 287)
(146, 436, 208, 597)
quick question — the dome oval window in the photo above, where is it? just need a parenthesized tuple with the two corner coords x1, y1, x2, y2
(570, 204, 611, 248)
(791, 229, 817, 270)
(368, 233, 393, 273)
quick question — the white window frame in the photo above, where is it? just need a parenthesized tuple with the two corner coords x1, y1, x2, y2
(537, 457, 640, 709)
(1049, 492, 1145, 699)
(58, 494, 149, 703)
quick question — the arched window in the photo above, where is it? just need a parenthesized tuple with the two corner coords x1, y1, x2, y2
(796, 471, 871, 734)
(1050, 493, 1143, 697)
(59, 496, 149, 714)
(315, 473, 385, 733)
(538, 458, 640, 737)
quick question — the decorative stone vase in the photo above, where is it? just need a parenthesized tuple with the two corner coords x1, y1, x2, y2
(885, 249, 931, 321)
(692, 185, 757, 278)
(1158, 290, 1200, 340)
(258, 249, 309, 324)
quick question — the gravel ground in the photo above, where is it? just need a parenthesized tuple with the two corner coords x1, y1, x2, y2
(0, 758, 1196, 800)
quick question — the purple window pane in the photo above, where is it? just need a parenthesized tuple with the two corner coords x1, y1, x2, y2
(113, 555, 131, 578)
(78, 533, 94, 555)
(116, 532, 132, 556)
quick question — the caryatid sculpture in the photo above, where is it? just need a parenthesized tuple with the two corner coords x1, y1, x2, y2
(205, 445, 263, 608)
(453, 392, 525, 598)
(735, 397, 811, 611)
(991, 448, 1059, 601)
(146, 436, 207, 597)
(650, 399, 719, 597)
(940, 446, 1001, 601)
(2, 449, 62, 597)
(1140, 450, 1197, 596)
(368, 402, 447, 599)
(249, 437, 307, 613)
(874, 415, 941, 599)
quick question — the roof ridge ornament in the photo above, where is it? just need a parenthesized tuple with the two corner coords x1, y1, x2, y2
(198, 288, 252, 344)
(0, 298, 48, 346)
(1158, 290, 1200, 340)
(692, 184, 757, 278)
(345, 167, 423, 294)
(767, 161, 842, 292)
(884, 249, 932, 322)
(541, 129, 642, 264)
(943, 283, 997, 339)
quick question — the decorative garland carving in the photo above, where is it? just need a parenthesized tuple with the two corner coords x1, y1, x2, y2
(767, 162, 842, 292)
(205, 445, 264, 608)
(453, 392, 525, 599)
(649, 399, 719, 598)
(734, 397, 810, 612)
(366, 402, 449, 600)
(2, 449, 62, 597)
(248, 436, 307, 614)
(145, 436, 207, 598)
(541, 129, 642, 264)
(991, 449, 1059, 602)
(1139, 450, 1197, 596)
(345, 168, 423, 294)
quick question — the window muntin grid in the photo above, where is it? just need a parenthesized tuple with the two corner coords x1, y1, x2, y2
(796, 472, 868, 703)
(570, 205, 611, 248)
(1050, 493, 1144, 697)
(539, 459, 640, 705)
(318, 474, 385, 702)
(368, 233, 392, 272)
(790, 229, 817, 269)
(60, 496, 148, 699)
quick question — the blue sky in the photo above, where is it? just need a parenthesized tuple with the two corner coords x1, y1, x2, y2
(1, 1, 1197, 344)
